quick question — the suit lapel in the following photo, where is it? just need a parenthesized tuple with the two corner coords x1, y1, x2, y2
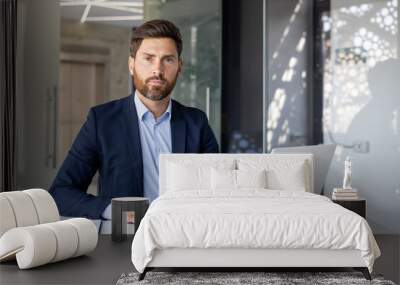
(121, 96, 143, 191)
(171, 100, 186, 153)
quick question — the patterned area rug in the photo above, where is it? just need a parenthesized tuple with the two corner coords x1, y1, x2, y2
(116, 271, 396, 285)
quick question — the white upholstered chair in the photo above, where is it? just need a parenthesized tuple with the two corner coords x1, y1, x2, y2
(0, 189, 98, 269)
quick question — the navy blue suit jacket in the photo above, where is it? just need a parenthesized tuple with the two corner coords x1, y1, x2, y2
(49, 95, 219, 218)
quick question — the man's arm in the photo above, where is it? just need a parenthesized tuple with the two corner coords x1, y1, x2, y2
(49, 109, 110, 219)
(200, 112, 219, 153)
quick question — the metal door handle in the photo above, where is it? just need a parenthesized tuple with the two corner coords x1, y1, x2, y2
(45, 85, 58, 168)
(52, 85, 58, 169)
(206, 86, 210, 120)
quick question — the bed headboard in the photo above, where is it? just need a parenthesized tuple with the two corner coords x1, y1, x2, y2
(159, 153, 314, 195)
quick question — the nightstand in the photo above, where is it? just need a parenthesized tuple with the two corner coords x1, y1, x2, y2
(332, 198, 366, 218)
(111, 197, 149, 242)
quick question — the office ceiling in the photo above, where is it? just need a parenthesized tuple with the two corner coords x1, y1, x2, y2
(60, 0, 144, 27)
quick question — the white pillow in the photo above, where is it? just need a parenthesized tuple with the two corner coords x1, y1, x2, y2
(237, 169, 267, 188)
(167, 162, 210, 191)
(268, 161, 306, 191)
(167, 159, 235, 192)
(238, 159, 308, 191)
(211, 169, 267, 190)
(211, 168, 236, 190)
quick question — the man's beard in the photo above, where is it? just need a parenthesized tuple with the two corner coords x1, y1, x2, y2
(133, 71, 178, 101)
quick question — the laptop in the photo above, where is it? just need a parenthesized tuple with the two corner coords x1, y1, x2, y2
(271, 144, 337, 195)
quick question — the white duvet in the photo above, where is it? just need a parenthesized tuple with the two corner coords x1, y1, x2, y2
(131, 190, 380, 273)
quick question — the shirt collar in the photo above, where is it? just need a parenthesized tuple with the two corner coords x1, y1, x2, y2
(134, 91, 172, 122)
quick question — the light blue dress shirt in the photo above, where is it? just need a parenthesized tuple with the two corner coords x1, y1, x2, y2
(134, 93, 172, 202)
(102, 93, 172, 220)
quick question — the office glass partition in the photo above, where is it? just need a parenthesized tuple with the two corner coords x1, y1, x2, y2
(264, 0, 314, 152)
(320, 0, 400, 233)
(144, 0, 222, 144)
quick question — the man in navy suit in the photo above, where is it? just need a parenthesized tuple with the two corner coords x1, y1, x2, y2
(49, 20, 219, 219)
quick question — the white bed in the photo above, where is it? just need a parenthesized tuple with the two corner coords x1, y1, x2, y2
(131, 154, 380, 280)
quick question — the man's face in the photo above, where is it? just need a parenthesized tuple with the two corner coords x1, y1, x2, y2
(129, 37, 182, 101)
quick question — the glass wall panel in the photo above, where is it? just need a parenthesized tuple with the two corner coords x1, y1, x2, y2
(322, 0, 400, 233)
(264, 0, 314, 152)
(144, 0, 222, 144)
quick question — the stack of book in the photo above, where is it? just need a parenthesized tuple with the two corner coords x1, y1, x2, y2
(332, 188, 359, 200)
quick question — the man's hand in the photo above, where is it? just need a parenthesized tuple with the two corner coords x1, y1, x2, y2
(102, 203, 112, 220)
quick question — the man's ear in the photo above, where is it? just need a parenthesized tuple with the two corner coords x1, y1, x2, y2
(128, 56, 135, 76)
(178, 59, 183, 75)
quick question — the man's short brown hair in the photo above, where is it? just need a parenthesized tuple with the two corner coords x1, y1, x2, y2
(130, 19, 182, 58)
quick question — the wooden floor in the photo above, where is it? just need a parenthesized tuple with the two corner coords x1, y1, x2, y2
(373, 235, 400, 284)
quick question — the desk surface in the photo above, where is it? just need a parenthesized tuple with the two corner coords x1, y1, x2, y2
(0, 236, 133, 285)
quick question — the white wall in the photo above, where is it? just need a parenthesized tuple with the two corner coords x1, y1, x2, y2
(324, 0, 400, 234)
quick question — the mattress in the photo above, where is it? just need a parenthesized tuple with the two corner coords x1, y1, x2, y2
(131, 190, 380, 273)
